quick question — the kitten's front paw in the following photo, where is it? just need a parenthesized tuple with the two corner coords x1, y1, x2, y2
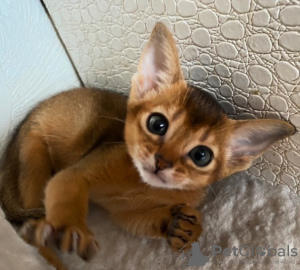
(167, 205, 202, 251)
(20, 219, 99, 261)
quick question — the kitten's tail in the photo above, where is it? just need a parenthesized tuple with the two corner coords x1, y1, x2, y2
(0, 168, 45, 224)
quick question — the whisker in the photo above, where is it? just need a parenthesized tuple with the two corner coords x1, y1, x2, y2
(98, 116, 125, 124)
(209, 185, 217, 198)
(44, 134, 69, 139)
(102, 142, 126, 145)
(44, 135, 61, 138)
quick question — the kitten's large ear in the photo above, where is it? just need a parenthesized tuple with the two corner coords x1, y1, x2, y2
(130, 22, 184, 100)
(223, 119, 295, 177)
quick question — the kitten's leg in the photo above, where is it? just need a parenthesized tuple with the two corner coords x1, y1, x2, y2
(19, 133, 52, 209)
(36, 169, 98, 260)
(111, 204, 202, 251)
(20, 148, 105, 261)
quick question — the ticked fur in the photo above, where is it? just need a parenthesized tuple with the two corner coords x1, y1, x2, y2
(0, 23, 295, 270)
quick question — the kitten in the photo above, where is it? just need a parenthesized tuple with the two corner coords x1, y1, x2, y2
(0, 23, 295, 270)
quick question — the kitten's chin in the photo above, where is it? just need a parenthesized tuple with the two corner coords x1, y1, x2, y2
(134, 162, 185, 189)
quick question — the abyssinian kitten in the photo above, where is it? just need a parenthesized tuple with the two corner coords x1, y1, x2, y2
(0, 23, 295, 269)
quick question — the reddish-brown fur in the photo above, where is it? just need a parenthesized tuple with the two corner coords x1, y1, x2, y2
(0, 23, 295, 269)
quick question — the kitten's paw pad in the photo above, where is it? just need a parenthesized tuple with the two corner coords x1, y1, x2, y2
(167, 205, 202, 251)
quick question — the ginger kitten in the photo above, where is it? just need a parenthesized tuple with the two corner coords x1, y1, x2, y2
(0, 23, 295, 270)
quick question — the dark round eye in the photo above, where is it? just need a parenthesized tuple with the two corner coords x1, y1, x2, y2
(147, 113, 168, 136)
(188, 146, 213, 167)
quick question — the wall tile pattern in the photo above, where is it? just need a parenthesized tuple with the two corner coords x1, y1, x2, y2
(43, 0, 300, 193)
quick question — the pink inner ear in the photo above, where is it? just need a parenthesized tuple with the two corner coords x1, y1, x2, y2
(229, 125, 276, 158)
(140, 46, 158, 94)
(228, 119, 294, 159)
(231, 137, 270, 157)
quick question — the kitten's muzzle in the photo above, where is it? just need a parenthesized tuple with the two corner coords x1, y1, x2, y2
(154, 154, 173, 173)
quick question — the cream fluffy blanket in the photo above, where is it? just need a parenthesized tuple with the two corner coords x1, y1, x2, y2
(1, 172, 300, 270)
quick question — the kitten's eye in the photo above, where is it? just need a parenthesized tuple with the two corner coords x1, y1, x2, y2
(188, 146, 213, 167)
(147, 113, 168, 136)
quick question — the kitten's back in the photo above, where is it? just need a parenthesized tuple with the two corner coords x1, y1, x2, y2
(0, 87, 128, 223)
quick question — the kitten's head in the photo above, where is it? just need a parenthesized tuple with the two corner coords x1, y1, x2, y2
(125, 23, 295, 190)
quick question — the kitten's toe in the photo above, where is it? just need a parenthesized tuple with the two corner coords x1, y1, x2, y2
(19, 219, 37, 244)
(78, 236, 99, 261)
(167, 205, 202, 251)
(19, 219, 55, 246)
(57, 226, 99, 261)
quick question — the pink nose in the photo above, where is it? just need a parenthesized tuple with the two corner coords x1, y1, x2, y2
(155, 154, 172, 172)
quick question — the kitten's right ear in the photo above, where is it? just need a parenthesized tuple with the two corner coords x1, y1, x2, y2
(130, 22, 184, 100)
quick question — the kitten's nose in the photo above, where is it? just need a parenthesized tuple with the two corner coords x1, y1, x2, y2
(155, 154, 172, 172)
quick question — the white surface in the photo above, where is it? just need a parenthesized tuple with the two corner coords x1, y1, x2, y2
(1, 172, 300, 270)
(0, 208, 54, 270)
(0, 0, 80, 159)
(42, 0, 300, 194)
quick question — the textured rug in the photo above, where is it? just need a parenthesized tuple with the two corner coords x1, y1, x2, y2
(1, 172, 300, 270)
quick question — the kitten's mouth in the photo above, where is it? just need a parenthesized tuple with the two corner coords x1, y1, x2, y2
(134, 160, 175, 188)
(136, 163, 186, 189)
(153, 172, 166, 183)
(143, 167, 166, 183)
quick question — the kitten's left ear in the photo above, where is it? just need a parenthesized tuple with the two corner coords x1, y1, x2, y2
(223, 119, 295, 177)
(131, 22, 184, 100)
